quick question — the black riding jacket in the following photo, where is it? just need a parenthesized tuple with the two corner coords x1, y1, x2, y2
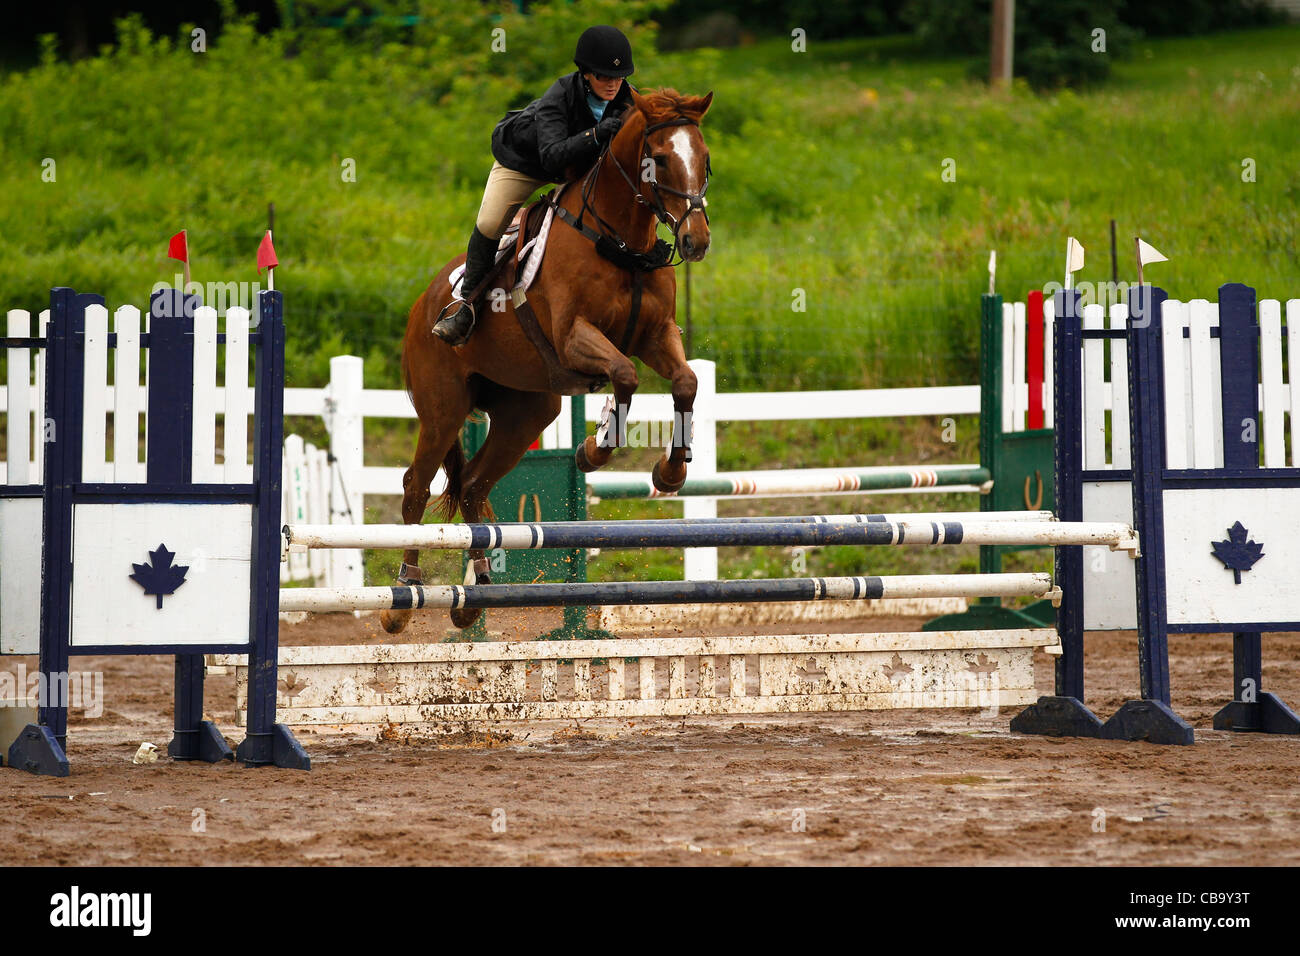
(491, 71, 636, 183)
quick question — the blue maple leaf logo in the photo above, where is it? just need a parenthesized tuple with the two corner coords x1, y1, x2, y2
(129, 543, 190, 609)
(1210, 522, 1264, 585)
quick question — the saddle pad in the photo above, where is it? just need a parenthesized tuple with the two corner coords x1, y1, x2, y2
(447, 183, 568, 298)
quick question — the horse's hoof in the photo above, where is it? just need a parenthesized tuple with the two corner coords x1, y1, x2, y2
(380, 609, 412, 635)
(450, 607, 483, 629)
(652, 457, 687, 493)
(575, 436, 611, 473)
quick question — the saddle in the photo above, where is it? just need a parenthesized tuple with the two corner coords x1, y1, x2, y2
(450, 185, 609, 395)
(450, 191, 552, 303)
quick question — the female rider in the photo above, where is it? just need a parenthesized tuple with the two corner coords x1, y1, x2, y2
(432, 25, 637, 345)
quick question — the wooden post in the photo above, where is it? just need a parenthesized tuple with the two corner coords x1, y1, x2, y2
(990, 0, 1015, 87)
(1109, 218, 1118, 284)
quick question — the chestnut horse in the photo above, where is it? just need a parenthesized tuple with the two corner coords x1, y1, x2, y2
(381, 87, 713, 635)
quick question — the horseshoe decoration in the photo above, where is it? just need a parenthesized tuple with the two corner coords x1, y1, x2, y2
(1023, 470, 1044, 510)
(517, 493, 543, 522)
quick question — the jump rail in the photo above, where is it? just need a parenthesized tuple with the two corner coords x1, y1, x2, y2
(278, 571, 1060, 613)
(282, 518, 1139, 553)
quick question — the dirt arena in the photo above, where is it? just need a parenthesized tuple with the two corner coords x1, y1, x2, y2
(3, 608, 1299, 866)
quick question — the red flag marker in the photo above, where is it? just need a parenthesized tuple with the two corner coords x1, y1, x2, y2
(257, 231, 278, 290)
(168, 230, 191, 288)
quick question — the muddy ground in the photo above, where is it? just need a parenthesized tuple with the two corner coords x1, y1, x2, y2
(2, 608, 1298, 866)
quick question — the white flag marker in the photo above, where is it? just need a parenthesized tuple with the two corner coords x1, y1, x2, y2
(988, 250, 997, 295)
(1064, 237, 1085, 291)
(1134, 237, 1168, 285)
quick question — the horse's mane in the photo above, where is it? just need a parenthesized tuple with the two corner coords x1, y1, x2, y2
(631, 87, 693, 125)
(565, 87, 695, 183)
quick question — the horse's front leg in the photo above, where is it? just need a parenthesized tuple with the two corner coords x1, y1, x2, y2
(633, 322, 697, 493)
(561, 316, 639, 472)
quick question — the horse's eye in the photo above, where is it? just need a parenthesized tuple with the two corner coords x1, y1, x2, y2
(652, 154, 668, 166)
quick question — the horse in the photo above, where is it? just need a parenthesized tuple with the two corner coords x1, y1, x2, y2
(380, 87, 713, 636)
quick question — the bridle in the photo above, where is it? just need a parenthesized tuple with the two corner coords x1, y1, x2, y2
(575, 113, 710, 267)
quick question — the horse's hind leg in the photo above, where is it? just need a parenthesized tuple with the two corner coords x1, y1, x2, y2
(450, 387, 563, 630)
(560, 316, 639, 473)
(632, 321, 697, 493)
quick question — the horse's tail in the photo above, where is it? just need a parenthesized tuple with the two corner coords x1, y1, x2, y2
(435, 438, 465, 522)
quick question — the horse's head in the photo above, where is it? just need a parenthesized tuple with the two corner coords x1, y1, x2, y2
(623, 87, 713, 262)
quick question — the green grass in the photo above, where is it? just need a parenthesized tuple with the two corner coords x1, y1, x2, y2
(3, 19, 1296, 393)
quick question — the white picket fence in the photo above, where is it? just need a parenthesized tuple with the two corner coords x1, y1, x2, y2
(271, 356, 993, 589)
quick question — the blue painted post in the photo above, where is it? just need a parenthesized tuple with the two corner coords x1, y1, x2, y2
(236, 290, 309, 769)
(1053, 288, 1085, 702)
(1216, 284, 1262, 712)
(10, 288, 99, 775)
(1115, 283, 1194, 744)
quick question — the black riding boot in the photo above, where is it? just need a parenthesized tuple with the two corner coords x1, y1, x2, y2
(433, 227, 500, 346)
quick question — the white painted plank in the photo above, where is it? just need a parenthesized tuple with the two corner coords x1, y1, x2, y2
(1081, 481, 1138, 630)
(191, 306, 220, 483)
(221, 629, 1058, 726)
(1011, 300, 1027, 431)
(1001, 303, 1015, 433)
(1185, 300, 1217, 468)
(0, 498, 42, 653)
(1082, 303, 1107, 470)
(573, 660, 591, 701)
(1209, 301, 1225, 468)
(282, 435, 310, 581)
(729, 655, 746, 698)
(1259, 299, 1285, 468)
(69, 502, 253, 647)
(6, 310, 31, 484)
(1163, 487, 1300, 626)
(112, 305, 142, 482)
(668, 657, 685, 699)
(1161, 300, 1189, 469)
(306, 443, 328, 580)
(1042, 294, 1055, 429)
(223, 307, 253, 482)
(639, 657, 655, 700)
(251, 687, 1047, 725)
(217, 630, 1058, 667)
(1289, 300, 1300, 467)
(698, 656, 716, 698)
(541, 660, 558, 701)
(81, 304, 110, 482)
(608, 657, 625, 700)
(1108, 302, 1130, 469)
(32, 310, 48, 483)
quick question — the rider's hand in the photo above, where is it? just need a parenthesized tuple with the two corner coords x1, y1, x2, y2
(594, 109, 624, 145)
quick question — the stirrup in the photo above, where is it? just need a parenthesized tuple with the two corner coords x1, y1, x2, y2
(433, 298, 476, 344)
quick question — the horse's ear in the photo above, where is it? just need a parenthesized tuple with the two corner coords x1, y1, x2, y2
(629, 87, 652, 116)
(685, 91, 713, 119)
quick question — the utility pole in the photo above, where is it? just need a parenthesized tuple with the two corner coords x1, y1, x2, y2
(990, 0, 1015, 87)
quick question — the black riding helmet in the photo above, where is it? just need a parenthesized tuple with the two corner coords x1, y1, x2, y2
(574, 25, 634, 78)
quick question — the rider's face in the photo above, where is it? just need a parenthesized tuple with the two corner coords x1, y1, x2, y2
(584, 72, 623, 101)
